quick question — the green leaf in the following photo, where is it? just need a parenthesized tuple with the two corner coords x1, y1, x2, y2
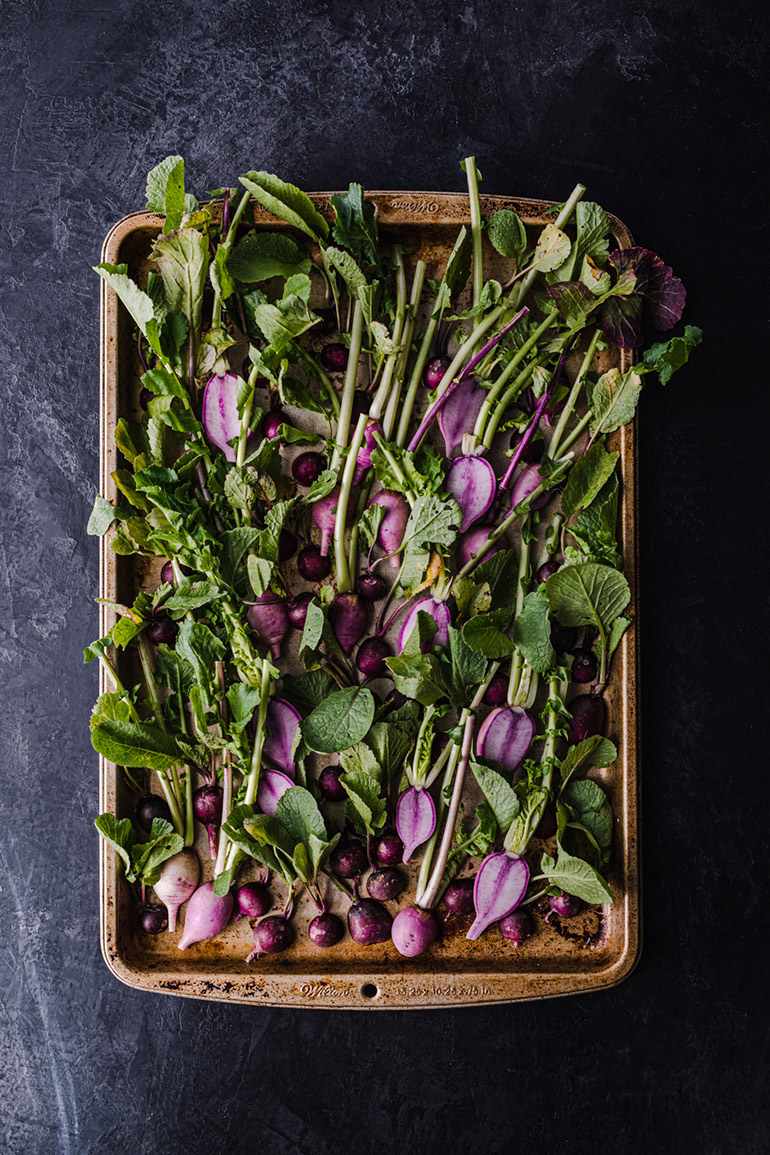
(142, 364, 188, 400)
(562, 779, 613, 855)
(608, 614, 631, 658)
(229, 230, 312, 283)
(94, 265, 161, 352)
(275, 785, 328, 845)
(471, 761, 519, 832)
(247, 555, 274, 598)
(369, 443, 445, 498)
(330, 182, 379, 268)
(94, 814, 137, 878)
(163, 581, 225, 613)
(91, 720, 188, 771)
(514, 589, 556, 674)
(175, 621, 226, 705)
(240, 171, 329, 241)
(487, 209, 527, 260)
(130, 819, 184, 884)
(249, 295, 318, 354)
(588, 368, 643, 436)
(561, 443, 620, 518)
(87, 494, 117, 536)
(210, 245, 235, 300)
(226, 683, 263, 729)
(358, 504, 385, 552)
(219, 527, 262, 588)
(146, 155, 186, 231)
(559, 735, 618, 789)
(281, 668, 335, 715)
(385, 650, 449, 707)
(452, 575, 492, 621)
(150, 229, 209, 345)
(532, 224, 571, 273)
(575, 202, 611, 266)
(462, 610, 516, 659)
(402, 494, 461, 551)
(540, 845, 615, 904)
(545, 563, 631, 634)
(222, 804, 287, 879)
(504, 786, 549, 854)
(364, 721, 416, 783)
(302, 687, 375, 754)
(340, 742, 381, 781)
(473, 549, 519, 615)
(642, 325, 702, 385)
(111, 614, 144, 649)
(572, 473, 621, 568)
(322, 245, 369, 298)
(340, 772, 387, 836)
(90, 691, 135, 730)
(447, 626, 487, 704)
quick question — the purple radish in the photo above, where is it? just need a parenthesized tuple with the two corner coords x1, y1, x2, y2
(262, 698, 301, 776)
(136, 793, 171, 834)
(356, 636, 392, 677)
(256, 769, 294, 816)
(312, 488, 350, 556)
(499, 908, 534, 945)
(246, 591, 289, 658)
(354, 419, 383, 484)
(366, 868, 406, 902)
(235, 882, 272, 919)
(437, 375, 486, 457)
(288, 592, 314, 630)
(193, 785, 223, 859)
(330, 842, 368, 879)
(510, 464, 550, 513)
(476, 706, 535, 774)
(536, 560, 560, 584)
(456, 525, 504, 569)
(443, 878, 476, 915)
(566, 694, 605, 744)
(571, 648, 598, 684)
(424, 355, 451, 389)
(278, 528, 297, 562)
(202, 372, 240, 461)
(247, 915, 294, 959)
(146, 616, 177, 646)
(160, 559, 191, 586)
(297, 545, 331, 581)
(466, 851, 530, 940)
(319, 765, 347, 802)
(321, 342, 347, 371)
(445, 456, 496, 532)
(153, 849, 200, 933)
(549, 892, 584, 918)
(392, 906, 438, 958)
(309, 912, 345, 947)
(328, 593, 369, 655)
(483, 673, 509, 707)
(371, 491, 410, 567)
(262, 410, 288, 440)
(356, 571, 388, 601)
(178, 882, 234, 950)
(396, 787, 436, 862)
(347, 899, 392, 945)
(139, 905, 167, 935)
(292, 451, 326, 487)
(398, 598, 451, 652)
(373, 832, 404, 867)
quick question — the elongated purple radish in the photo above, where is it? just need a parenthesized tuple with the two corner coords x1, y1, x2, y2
(445, 456, 496, 532)
(437, 375, 486, 457)
(371, 491, 409, 567)
(354, 419, 383, 484)
(202, 372, 240, 461)
(153, 849, 200, 933)
(256, 768, 294, 816)
(392, 906, 438, 957)
(246, 591, 289, 658)
(456, 524, 504, 569)
(476, 706, 535, 773)
(262, 698, 300, 776)
(509, 463, 550, 512)
(396, 786, 437, 862)
(328, 593, 369, 655)
(466, 851, 530, 940)
(178, 882, 234, 950)
(398, 598, 451, 652)
(312, 487, 351, 556)
(193, 785, 223, 859)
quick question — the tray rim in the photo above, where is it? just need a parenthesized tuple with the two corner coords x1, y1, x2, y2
(98, 190, 640, 1009)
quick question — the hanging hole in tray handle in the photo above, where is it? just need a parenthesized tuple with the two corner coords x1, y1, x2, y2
(360, 982, 379, 1000)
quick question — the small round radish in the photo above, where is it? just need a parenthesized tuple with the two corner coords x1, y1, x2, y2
(549, 892, 583, 918)
(347, 899, 392, 945)
(309, 913, 345, 948)
(146, 615, 177, 646)
(392, 906, 438, 957)
(356, 572, 388, 601)
(566, 694, 605, 744)
(139, 905, 167, 934)
(571, 647, 598, 684)
(330, 842, 368, 879)
(288, 592, 313, 630)
(319, 765, 347, 802)
(445, 456, 496, 532)
(551, 620, 578, 653)
(443, 878, 475, 915)
(261, 410, 288, 440)
(366, 868, 406, 902)
(278, 529, 297, 562)
(136, 794, 171, 834)
(356, 636, 392, 677)
(235, 882, 272, 920)
(499, 908, 534, 945)
(292, 451, 326, 487)
(483, 673, 508, 707)
(247, 915, 294, 959)
(160, 559, 191, 586)
(193, 785, 223, 859)
(424, 355, 451, 389)
(373, 833, 404, 867)
(297, 545, 331, 581)
(320, 343, 347, 372)
(536, 560, 560, 584)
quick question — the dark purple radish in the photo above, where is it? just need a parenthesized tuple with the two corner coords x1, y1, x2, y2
(146, 615, 178, 646)
(292, 451, 326, 487)
(391, 906, 438, 958)
(288, 592, 314, 630)
(437, 375, 486, 457)
(511, 431, 543, 464)
(247, 915, 294, 959)
(261, 410, 288, 440)
(366, 868, 406, 902)
(202, 372, 240, 461)
(356, 572, 388, 602)
(246, 591, 289, 658)
(571, 647, 598, 684)
(319, 765, 347, 802)
(510, 464, 550, 512)
(139, 905, 168, 935)
(549, 892, 584, 918)
(235, 882, 272, 920)
(136, 794, 172, 834)
(456, 525, 504, 569)
(476, 707, 536, 774)
(373, 833, 404, 867)
(535, 804, 557, 839)
(356, 636, 392, 677)
(139, 386, 154, 410)
(443, 878, 476, 915)
(314, 307, 337, 335)
(347, 899, 393, 945)
(423, 355, 451, 389)
(467, 851, 530, 940)
(329, 593, 369, 655)
(160, 560, 191, 586)
(396, 787, 436, 862)
(350, 389, 369, 421)
(308, 912, 345, 948)
(256, 769, 294, 816)
(297, 544, 331, 581)
(193, 785, 223, 859)
(320, 342, 347, 372)
(262, 698, 301, 776)
(371, 491, 410, 567)
(354, 419, 383, 484)
(483, 673, 509, 707)
(445, 456, 496, 532)
(536, 560, 561, 584)
(551, 620, 578, 653)
(278, 529, 297, 562)
(566, 694, 605, 744)
(499, 908, 534, 946)
(312, 487, 351, 556)
(398, 597, 451, 652)
(330, 842, 368, 879)
(178, 882, 234, 950)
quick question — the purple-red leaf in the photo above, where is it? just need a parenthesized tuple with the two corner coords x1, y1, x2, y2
(601, 248, 686, 348)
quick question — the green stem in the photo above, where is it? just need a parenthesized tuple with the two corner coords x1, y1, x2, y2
(507, 516, 533, 706)
(417, 713, 476, 910)
(334, 412, 368, 592)
(214, 753, 233, 876)
(537, 513, 564, 568)
(513, 183, 586, 308)
(481, 358, 541, 449)
(212, 190, 252, 328)
(98, 654, 141, 722)
(137, 634, 166, 731)
(303, 352, 341, 420)
(183, 765, 194, 847)
(330, 298, 364, 472)
(472, 311, 559, 443)
(547, 329, 600, 459)
(243, 660, 273, 808)
(383, 258, 425, 440)
(157, 770, 185, 837)
(415, 740, 460, 903)
(236, 362, 260, 468)
(554, 410, 591, 456)
(368, 247, 406, 424)
(396, 315, 439, 447)
(465, 157, 484, 308)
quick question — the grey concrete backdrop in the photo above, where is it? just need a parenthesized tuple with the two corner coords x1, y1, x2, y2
(1, 2, 768, 1153)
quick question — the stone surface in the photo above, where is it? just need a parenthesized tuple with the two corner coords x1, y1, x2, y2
(1, 2, 768, 1153)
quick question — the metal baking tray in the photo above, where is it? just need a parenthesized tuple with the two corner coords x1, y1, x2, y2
(98, 191, 639, 1008)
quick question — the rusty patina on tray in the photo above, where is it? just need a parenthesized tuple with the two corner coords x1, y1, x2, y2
(98, 191, 640, 1009)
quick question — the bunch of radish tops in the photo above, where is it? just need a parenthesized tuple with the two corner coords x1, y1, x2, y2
(88, 156, 699, 959)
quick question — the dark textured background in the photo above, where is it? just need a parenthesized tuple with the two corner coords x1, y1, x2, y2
(2, 2, 768, 1152)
